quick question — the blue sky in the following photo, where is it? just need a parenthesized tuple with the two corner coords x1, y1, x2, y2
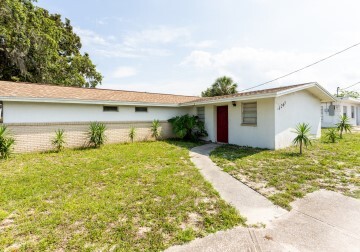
(36, 0, 360, 95)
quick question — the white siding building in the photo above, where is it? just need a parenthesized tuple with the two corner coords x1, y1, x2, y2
(0, 81, 334, 152)
(321, 97, 360, 127)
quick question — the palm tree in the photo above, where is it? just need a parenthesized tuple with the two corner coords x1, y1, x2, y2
(292, 123, 312, 154)
(201, 76, 238, 97)
(336, 115, 352, 138)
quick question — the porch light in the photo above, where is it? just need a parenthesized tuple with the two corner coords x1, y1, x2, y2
(232, 101, 236, 107)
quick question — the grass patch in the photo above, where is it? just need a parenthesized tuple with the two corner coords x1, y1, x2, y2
(210, 131, 360, 210)
(0, 140, 245, 251)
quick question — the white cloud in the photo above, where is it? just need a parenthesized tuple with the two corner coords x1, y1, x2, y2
(180, 46, 360, 93)
(181, 51, 213, 68)
(184, 40, 217, 49)
(123, 26, 191, 47)
(74, 27, 108, 46)
(112, 67, 137, 78)
(74, 26, 188, 58)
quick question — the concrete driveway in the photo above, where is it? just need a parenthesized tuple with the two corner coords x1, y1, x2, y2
(166, 190, 360, 252)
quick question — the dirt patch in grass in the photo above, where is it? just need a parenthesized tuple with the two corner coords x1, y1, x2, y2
(0, 140, 245, 251)
(210, 131, 360, 210)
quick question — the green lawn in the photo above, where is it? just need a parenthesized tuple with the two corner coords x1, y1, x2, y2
(210, 131, 360, 210)
(0, 141, 245, 251)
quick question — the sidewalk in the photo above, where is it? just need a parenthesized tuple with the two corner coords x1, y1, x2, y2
(189, 143, 286, 225)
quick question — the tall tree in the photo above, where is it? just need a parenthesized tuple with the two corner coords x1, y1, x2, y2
(0, 0, 102, 87)
(201, 76, 238, 97)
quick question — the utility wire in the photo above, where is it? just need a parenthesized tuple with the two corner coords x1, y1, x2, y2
(341, 81, 360, 90)
(239, 42, 360, 92)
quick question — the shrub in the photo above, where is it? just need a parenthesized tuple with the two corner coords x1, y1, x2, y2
(336, 115, 352, 138)
(88, 122, 107, 148)
(0, 125, 15, 159)
(292, 123, 312, 154)
(150, 119, 161, 140)
(168, 114, 208, 140)
(52, 129, 66, 152)
(129, 126, 136, 143)
(325, 128, 338, 143)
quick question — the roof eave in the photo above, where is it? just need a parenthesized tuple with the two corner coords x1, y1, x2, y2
(276, 82, 336, 102)
(0, 96, 182, 107)
(179, 93, 277, 106)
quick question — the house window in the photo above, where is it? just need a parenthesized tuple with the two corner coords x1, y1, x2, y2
(135, 107, 148, 112)
(351, 106, 355, 118)
(242, 102, 257, 125)
(0, 101, 3, 123)
(103, 106, 118, 112)
(321, 106, 323, 121)
(343, 106, 347, 117)
(197, 107, 205, 122)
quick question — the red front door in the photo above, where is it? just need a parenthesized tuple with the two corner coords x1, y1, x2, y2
(217, 106, 228, 143)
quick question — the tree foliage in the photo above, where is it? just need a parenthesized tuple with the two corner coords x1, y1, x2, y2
(0, 0, 102, 87)
(201, 76, 238, 97)
(168, 114, 208, 140)
(336, 90, 359, 98)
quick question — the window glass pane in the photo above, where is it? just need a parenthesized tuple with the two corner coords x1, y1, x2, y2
(135, 107, 148, 112)
(242, 102, 257, 125)
(103, 106, 118, 112)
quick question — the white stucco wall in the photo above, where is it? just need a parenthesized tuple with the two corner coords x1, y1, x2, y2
(201, 99, 276, 149)
(3, 101, 192, 123)
(275, 90, 321, 149)
(321, 101, 360, 127)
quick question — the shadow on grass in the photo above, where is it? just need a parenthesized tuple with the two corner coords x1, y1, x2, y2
(165, 138, 206, 150)
(210, 144, 267, 161)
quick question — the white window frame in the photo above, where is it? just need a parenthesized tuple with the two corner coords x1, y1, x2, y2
(0, 101, 3, 123)
(343, 106, 347, 117)
(242, 102, 257, 126)
(196, 107, 205, 122)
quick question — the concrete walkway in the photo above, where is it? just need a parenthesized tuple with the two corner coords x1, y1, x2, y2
(189, 143, 287, 225)
(165, 143, 360, 252)
(166, 190, 360, 252)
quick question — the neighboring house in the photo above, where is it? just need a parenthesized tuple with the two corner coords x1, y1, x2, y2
(321, 97, 360, 127)
(0, 81, 334, 152)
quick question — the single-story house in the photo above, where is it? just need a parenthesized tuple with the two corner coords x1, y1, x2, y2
(0, 81, 334, 152)
(321, 97, 360, 127)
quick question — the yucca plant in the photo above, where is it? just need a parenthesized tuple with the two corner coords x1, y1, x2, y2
(88, 122, 107, 148)
(292, 123, 312, 154)
(150, 119, 161, 140)
(0, 125, 15, 159)
(129, 126, 136, 143)
(325, 128, 338, 143)
(52, 129, 66, 152)
(336, 115, 352, 138)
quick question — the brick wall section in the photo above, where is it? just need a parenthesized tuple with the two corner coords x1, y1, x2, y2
(3, 121, 174, 153)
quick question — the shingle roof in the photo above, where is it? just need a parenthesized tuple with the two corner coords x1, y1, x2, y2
(188, 83, 310, 103)
(0, 81, 199, 104)
(0, 81, 322, 105)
